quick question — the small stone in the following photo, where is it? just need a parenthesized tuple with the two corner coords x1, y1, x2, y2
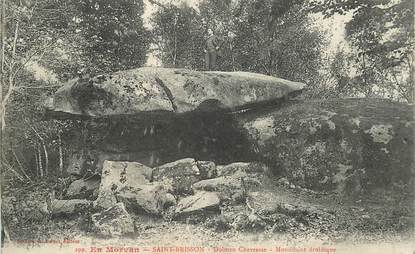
(279, 203, 297, 214)
(91, 203, 135, 237)
(101, 161, 153, 190)
(277, 177, 289, 186)
(398, 216, 414, 229)
(66, 176, 100, 199)
(247, 191, 280, 214)
(50, 199, 91, 215)
(175, 191, 220, 215)
(117, 183, 176, 215)
(3, 196, 48, 222)
(197, 161, 217, 179)
(192, 176, 246, 203)
(216, 162, 268, 177)
(93, 190, 117, 210)
(66, 152, 86, 176)
(94, 160, 153, 210)
(152, 158, 201, 195)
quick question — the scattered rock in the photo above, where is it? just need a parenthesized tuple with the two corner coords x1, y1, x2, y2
(2, 195, 49, 222)
(66, 152, 86, 176)
(245, 191, 337, 234)
(66, 176, 100, 200)
(93, 190, 118, 210)
(117, 183, 176, 215)
(175, 191, 220, 216)
(91, 203, 135, 237)
(94, 160, 152, 210)
(192, 176, 246, 203)
(1, 197, 17, 218)
(277, 177, 290, 186)
(216, 162, 268, 177)
(211, 205, 267, 231)
(152, 158, 201, 195)
(219, 205, 250, 230)
(101, 161, 152, 190)
(265, 213, 294, 233)
(398, 216, 414, 230)
(278, 203, 313, 217)
(247, 191, 331, 218)
(50, 199, 92, 215)
(197, 161, 217, 179)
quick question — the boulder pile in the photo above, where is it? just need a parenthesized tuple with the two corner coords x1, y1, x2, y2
(50, 158, 273, 236)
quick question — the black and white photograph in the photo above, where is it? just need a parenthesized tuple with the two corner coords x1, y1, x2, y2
(0, 0, 414, 253)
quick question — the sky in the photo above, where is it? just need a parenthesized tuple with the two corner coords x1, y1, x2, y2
(312, 13, 353, 54)
(142, 0, 352, 67)
(143, 0, 199, 29)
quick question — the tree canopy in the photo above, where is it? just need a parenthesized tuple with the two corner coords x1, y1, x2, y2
(151, 0, 327, 87)
(1, 0, 151, 180)
(311, 0, 414, 101)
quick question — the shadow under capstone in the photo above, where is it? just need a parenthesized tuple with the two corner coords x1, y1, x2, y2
(69, 99, 273, 175)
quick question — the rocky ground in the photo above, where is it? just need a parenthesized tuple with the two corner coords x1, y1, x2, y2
(1, 158, 413, 254)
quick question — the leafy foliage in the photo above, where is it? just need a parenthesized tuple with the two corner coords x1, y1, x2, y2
(1, 0, 151, 181)
(151, 3, 205, 69)
(311, 0, 414, 102)
(231, 0, 326, 83)
(76, 0, 151, 73)
(152, 0, 327, 85)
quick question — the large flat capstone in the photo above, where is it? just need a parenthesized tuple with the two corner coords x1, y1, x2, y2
(45, 67, 305, 117)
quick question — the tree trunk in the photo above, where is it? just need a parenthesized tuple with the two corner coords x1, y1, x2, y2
(12, 149, 30, 180)
(31, 126, 48, 176)
(2, 161, 24, 181)
(38, 146, 44, 178)
(1, 20, 19, 132)
(42, 142, 48, 176)
(1, 0, 5, 130)
(1, 102, 6, 132)
(34, 149, 39, 177)
(173, 15, 178, 67)
(267, 48, 272, 76)
(58, 133, 63, 174)
(230, 43, 236, 71)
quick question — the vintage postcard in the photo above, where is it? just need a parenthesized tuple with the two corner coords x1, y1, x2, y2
(0, 0, 414, 254)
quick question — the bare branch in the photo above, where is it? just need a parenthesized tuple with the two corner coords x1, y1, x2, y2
(1, 161, 25, 181)
(1, 0, 5, 74)
(12, 40, 55, 80)
(1, 0, 5, 131)
(30, 124, 44, 141)
(27, 0, 38, 21)
(11, 20, 19, 59)
(12, 148, 31, 181)
(17, 85, 62, 89)
(1, 16, 21, 127)
(148, 0, 167, 9)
